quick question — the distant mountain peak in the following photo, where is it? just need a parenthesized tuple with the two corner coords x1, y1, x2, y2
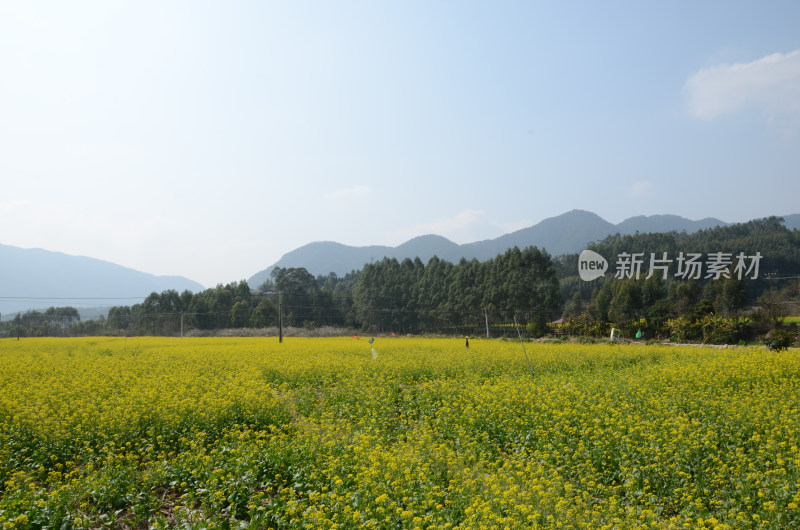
(401, 234, 455, 243)
(247, 210, 743, 286)
(616, 214, 726, 235)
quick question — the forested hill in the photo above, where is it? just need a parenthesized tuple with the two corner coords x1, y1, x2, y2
(247, 210, 731, 287)
(6, 217, 798, 339)
(555, 217, 800, 313)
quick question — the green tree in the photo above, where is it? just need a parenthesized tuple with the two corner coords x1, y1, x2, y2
(107, 306, 131, 330)
(233, 280, 252, 304)
(250, 298, 278, 328)
(44, 306, 80, 332)
(608, 280, 643, 334)
(188, 296, 212, 330)
(159, 290, 182, 333)
(417, 256, 454, 331)
(588, 281, 613, 324)
(230, 300, 250, 328)
(564, 291, 584, 319)
(211, 287, 235, 328)
(720, 278, 748, 315)
(142, 292, 161, 334)
(272, 267, 319, 326)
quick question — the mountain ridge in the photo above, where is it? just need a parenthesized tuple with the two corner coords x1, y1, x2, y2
(4, 210, 797, 315)
(0, 244, 205, 316)
(247, 210, 799, 287)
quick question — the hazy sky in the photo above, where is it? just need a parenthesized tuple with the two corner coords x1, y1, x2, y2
(2, 1, 799, 288)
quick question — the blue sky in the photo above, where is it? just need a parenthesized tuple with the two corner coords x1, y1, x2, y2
(1, 1, 799, 288)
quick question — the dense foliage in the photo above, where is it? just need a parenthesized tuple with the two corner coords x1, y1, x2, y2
(554, 218, 800, 341)
(1, 307, 80, 337)
(352, 246, 561, 334)
(1, 337, 799, 528)
(2, 247, 563, 338)
(1, 218, 797, 343)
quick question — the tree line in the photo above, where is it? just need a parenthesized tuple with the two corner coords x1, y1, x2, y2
(553, 217, 800, 342)
(2, 307, 81, 337)
(2, 217, 797, 342)
(96, 246, 562, 336)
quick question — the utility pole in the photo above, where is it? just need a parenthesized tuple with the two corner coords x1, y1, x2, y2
(180, 313, 184, 338)
(278, 295, 283, 344)
(484, 308, 490, 339)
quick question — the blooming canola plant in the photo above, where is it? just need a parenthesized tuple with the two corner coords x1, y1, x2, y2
(0, 337, 798, 528)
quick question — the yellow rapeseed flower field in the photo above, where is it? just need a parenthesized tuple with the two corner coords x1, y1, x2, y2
(0, 337, 798, 528)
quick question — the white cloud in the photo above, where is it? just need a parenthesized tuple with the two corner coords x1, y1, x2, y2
(684, 50, 800, 122)
(629, 181, 654, 198)
(330, 185, 370, 200)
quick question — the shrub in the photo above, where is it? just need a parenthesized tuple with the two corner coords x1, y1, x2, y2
(764, 329, 795, 351)
(700, 314, 752, 344)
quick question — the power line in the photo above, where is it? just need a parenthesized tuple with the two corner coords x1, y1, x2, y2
(0, 296, 146, 301)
